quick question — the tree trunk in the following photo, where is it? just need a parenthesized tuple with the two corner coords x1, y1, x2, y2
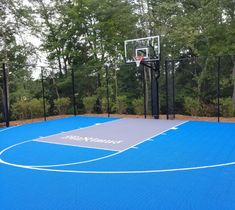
(57, 54, 62, 77)
(51, 71, 60, 99)
(63, 57, 66, 75)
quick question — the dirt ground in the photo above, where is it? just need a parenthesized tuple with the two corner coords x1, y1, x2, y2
(1, 113, 234, 127)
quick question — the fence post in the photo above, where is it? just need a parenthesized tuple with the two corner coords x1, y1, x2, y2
(165, 60, 169, 119)
(143, 66, 147, 119)
(172, 60, 175, 119)
(217, 56, 221, 122)
(105, 65, 110, 117)
(2, 63, 10, 127)
(41, 68, 47, 121)
(71, 67, 77, 116)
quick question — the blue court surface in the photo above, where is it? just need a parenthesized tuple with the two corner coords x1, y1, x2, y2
(1, 116, 235, 210)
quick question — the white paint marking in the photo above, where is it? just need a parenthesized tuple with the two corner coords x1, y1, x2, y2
(0, 140, 33, 156)
(1, 158, 235, 174)
(34, 118, 122, 143)
(0, 121, 188, 168)
(0, 125, 21, 133)
(33, 140, 120, 152)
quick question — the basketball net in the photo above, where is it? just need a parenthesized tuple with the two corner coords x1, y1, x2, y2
(133, 56, 144, 67)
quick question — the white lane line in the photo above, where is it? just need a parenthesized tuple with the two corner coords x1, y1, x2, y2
(0, 121, 188, 168)
(33, 140, 120, 152)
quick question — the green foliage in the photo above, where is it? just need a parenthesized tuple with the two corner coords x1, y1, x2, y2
(1, 0, 235, 122)
(102, 97, 115, 113)
(30, 98, 49, 118)
(184, 97, 200, 116)
(11, 100, 31, 119)
(200, 103, 217, 117)
(132, 98, 144, 115)
(11, 98, 49, 120)
(53, 97, 71, 115)
(101, 98, 108, 113)
(220, 98, 235, 117)
(114, 96, 128, 114)
(83, 96, 97, 113)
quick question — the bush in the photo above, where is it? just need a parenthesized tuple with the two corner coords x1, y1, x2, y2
(220, 97, 235, 117)
(102, 97, 115, 113)
(54, 97, 71, 115)
(83, 96, 97, 113)
(184, 97, 200, 116)
(132, 98, 144, 115)
(94, 97, 102, 113)
(200, 103, 217, 117)
(11, 99, 31, 119)
(29, 98, 49, 118)
(114, 96, 127, 114)
(11, 98, 49, 119)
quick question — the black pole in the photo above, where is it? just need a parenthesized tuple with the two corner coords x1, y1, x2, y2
(217, 56, 221, 122)
(150, 61, 160, 119)
(150, 68, 154, 117)
(71, 67, 77, 116)
(143, 66, 147, 119)
(156, 77, 159, 119)
(172, 61, 175, 119)
(105, 65, 110, 117)
(41, 68, 47, 121)
(165, 60, 169, 119)
(2, 63, 10, 127)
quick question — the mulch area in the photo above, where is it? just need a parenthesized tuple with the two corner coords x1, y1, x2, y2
(1, 113, 235, 127)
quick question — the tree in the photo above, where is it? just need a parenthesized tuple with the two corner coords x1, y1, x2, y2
(0, 0, 36, 120)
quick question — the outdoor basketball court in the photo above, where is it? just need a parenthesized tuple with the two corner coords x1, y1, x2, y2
(1, 116, 235, 209)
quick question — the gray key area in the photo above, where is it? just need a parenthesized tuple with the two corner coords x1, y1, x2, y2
(35, 119, 186, 151)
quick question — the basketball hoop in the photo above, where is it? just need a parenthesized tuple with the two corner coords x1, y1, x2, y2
(133, 56, 144, 67)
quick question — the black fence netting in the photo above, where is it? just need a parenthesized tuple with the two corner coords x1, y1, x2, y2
(165, 55, 235, 122)
(0, 54, 235, 127)
(74, 63, 146, 117)
(219, 55, 235, 121)
(7, 64, 44, 122)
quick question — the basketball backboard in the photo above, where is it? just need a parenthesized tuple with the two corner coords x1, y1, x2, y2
(124, 36, 160, 64)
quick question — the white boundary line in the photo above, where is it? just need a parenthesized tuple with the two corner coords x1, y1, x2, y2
(1, 157, 235, 174)
(0, 125, 21, 133)
(2, 120, 235, 174)
(0, 139, 120, 168)
(0, 121, 188, 169)
(0, 119, 123, 168)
